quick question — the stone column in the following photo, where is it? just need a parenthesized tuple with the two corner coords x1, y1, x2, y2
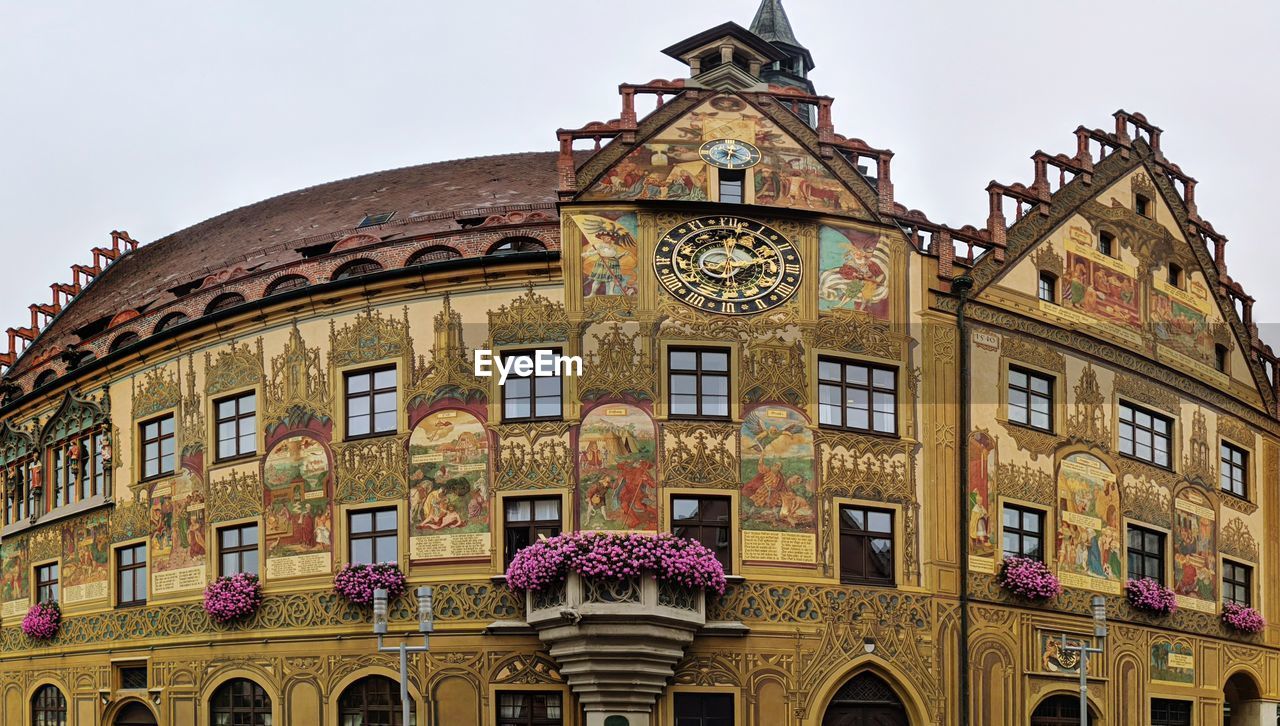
(1232, 700, 1280, 725)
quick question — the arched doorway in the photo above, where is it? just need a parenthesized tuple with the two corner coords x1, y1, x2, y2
(210, 677, 272, 725)
(1031, 695, 1094, 725)
(113, 701, 158, 726)
(822, 672, 909, 726)
(1223, 671, 1263, 726)
(339, 675, 403, 725)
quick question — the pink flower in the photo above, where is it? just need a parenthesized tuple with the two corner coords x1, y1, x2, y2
(22, 601, 60, 641)
(334, 562, 408, 605)
(1222, 602, 1266, 634)
(505, 532, 726, 596)
(203, 573, 263, 624)
(1125, 578, 1177, 615)
(997, 557, 1062, 601)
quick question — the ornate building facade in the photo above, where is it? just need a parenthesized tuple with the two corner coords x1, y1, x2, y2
(0, 2, 1276, 725)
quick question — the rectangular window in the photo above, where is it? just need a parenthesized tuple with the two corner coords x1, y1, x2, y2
(838, 505, 894, 585)
(504, 497, 562, 567)
(1223, 560, 1252, 607)
(348, 508, 397, 566)
(118, 664, 148, 690)
(496, 691, 563, 726)
(345, 366, 397, 439)
(218, 523, 259, 576)
(1135, 194, 1153, 219)
(1150, 698, 1192, 726)
(1118, 402, 1171, 468)
(139, 414, 175, 480)
(501, 350, 564, 422)
(818, 358, 896, 435)
(672, 496, 732, 573)
(718, 169, 745, 204)
(1220, 442, 1248, 499)
(117, 543, 147, 607)
(1098, 231, 1114, 257)
(35, 562, 58, 604)
(669, 348, 731, 419)
(1037, 272, 1056, 303)
(1001, 505, 1044, 562)
(674, 692, 734, 726)
(1127, 525, 1165, 584)
(215, 391, 257, 461)
(1007, 367, 1053, 432)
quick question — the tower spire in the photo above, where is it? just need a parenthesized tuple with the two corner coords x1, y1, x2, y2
(749, 0, 815, 93)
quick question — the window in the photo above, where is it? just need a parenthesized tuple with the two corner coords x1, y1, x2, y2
(109, 331, 140, 352)
(2, 456, 35, 525)
(34, 370, 56, 389)
(1168, 263, 1183, 288)
(331, 259, 383, 281)
(119, 664, 148, 690)
(1037, 272, 1056, 303)
(339, 676, 403, 726)
(1135, 194, 1152, 218)
(1001, 505, 1044, 562)
(1215, 344, 1229, 373)
(1223, 560, 1252, 607)
(357, 211, 396, 228)
(1220, 442, 1248, 499)
(219, 523, 259, 576)
(1127, 525, 1165, 584)
(154, 312, 189, 333)
(349, 508, 397, 565)
(35, 562, 58, 604)
(718, 169, 745, 204)
(47, 427, 107, 509)
(407, 246, 461, 266)
(838, 505, 894, 585)
(140, 414, 176, 480)
(215, 392, 257, 461)
(669, 349, 730, 419)
(31, 684, 66, 726)
(674, 692, 733, 726)
(672, 496, 732, 572)
(1097, 230, 1115, 257)
(488, 237, 547, 255)
(497, 692, 563, 726)
(210, 678, 272, 726)
(1007, 367, 1053, 432)
(1150, 698, 1192, 726)
(501, 350, 564, 422)
(117, 543, 147, 607)
(264, 274, 309, 296)
(504, 497, 561, 567)
(1119, 402, 1171, 468)
(205, 293, 246, 315)
(345, 367, 397, 439)
(818, 358, 896, 435)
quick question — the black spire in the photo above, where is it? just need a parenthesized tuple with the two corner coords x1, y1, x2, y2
(749, 0, 814, 93)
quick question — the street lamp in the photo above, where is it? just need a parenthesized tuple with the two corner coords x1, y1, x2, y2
(373, 586, 434, 726)
(1059, 595, 1107, 726)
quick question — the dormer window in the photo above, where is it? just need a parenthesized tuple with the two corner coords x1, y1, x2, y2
(718, 169, 745, 204)
(1135, 194, 1152, 218)
(1038, 272, 1057, 303)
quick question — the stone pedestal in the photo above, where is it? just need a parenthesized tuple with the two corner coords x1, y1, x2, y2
(525, 573, 706, 726)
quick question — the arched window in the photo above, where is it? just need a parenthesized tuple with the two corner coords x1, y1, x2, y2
(487, 237, 546, 255)
(339, 676, 403, 726)
(31, 684, 66, 726)
(331, 259, 384, 281)
(210, 678, 272, 726)
(264, 275, 309, 296)
(33, 370, 57, 389)
(205, 293, 246, 315)
(154, 312, 189, 333)
(406, 246, 462, 266)
(1031, 695, 1094, 725)
(109, 332, 140, 353)
(822, 672, 907, 726)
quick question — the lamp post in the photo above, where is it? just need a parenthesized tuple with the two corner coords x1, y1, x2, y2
(1059, 595, 1107, 726)
(373, 585, 433, 726)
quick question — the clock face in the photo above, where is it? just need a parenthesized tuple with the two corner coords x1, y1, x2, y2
(654, 216, 801, 315)
(698, 138, 762, 170)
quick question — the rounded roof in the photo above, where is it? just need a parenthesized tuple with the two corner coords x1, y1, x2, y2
(16, 151, 564, 374)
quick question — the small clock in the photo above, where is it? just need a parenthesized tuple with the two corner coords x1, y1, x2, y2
(654, 215, 801, 315)
(698, 138, 762, 170)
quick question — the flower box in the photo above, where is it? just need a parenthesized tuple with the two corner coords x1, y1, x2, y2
(1125, 578, 1176, 615)
(997, 556, 1062, 601)
(22, 602, 60, 641)
(333, 562, 407, 606)
(203, 573, 263, 624)
(1222, 602, 1265, 634)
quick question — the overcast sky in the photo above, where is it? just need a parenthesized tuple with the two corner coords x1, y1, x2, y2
(3, 1, 1280, 344)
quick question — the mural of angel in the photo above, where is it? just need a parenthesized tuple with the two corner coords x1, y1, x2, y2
(575, 214, 639, 298)
(739, 407, 815, 531)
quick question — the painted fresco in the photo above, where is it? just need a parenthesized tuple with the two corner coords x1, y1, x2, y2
(1061, 233, 1140, 330)
(0, 540, 27, 617)
(1152, 279, 1214, 368)
(1039, 632, 1088, 675)
(150, 465, 208, 594)
(62, 511, 110, 604)
(1150, 639, 1195, 684)
(1173, 488, 1217, 611)
(573, 213, 639, 302)
(817, 224, 891, 318)
(583, 95, 862, 214)
(967, 430, 997, 563)
(1055, 453, 1122, 594)
(408, 410, 491, 560)
(263, 435, 333, 579)
(739, 406, 816, 564)
(578, 404, 657, 531)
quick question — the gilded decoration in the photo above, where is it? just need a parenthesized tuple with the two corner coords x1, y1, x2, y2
(332, 433, 409, 503)
(28, 527, 59, 562)
(264, 324, 331, 429)
(1220, 518, 1259, 562)
(996, 462, 1054, 506)
(179, 355, 205, 455)
(329, 307, 415, 370)
(660, 422, 738, 489)
(1121, 476, 1172, 528)
(38, 389, 109, 446)
(1221, 494, 1259, 515)
(408, 295, 487, 406)
(490, 654, 563, 685)
(1114, 374, 1179, 417)
(132, 365, 180, 420)
(488, 284, 569, 345)
(207, 469, 262, 523)
(998, 421, 1060, 461)
(110, 495, 150, 543)
(813, 312, 903, 360)
(1065, 364, 1109, 447)
(579, 323, 654, 402)
(494, 422, 572, 489)
(1030, 244, 1063, 278)
(204, 339, 265, 396)
(1182, 409, 1214, 485)
(742, 335, 806, 406)
(1217, 416, 1253, 447)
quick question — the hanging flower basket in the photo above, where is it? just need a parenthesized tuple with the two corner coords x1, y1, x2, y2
(1125, 578, 1177, 615)
(203, 573, 263, 624)
(997, 556, 1062, 601)
(505, 531, 727, 596)
(333, 562, 407, 606)
(1222, 602, 1266, 634)
(22, 601, 60, 641)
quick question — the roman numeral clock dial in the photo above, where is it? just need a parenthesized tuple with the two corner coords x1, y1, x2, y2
(653, 216, 802, 315)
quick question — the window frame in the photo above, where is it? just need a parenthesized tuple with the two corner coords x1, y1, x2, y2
(116, 542, 147, 608)
(1135, 193, 1153, 219)
(718, 168, 745, 204)
(672, 691, 735, 726)
(213, 390, 258, 463)
(500, 349, 566, 423)
(671, 494, 733, 574)
(1097, 230, 1115, 257)
(668, 347, 732, 421)
(347, 506, 399, 566)
(1118, 401, 1173, 470)
(503, 496, 563, 568)
(138, 413, 176, 482)
(218, 522, 260, 577)
(34, 561, 59, 605)
(817, 356, 898, 436)
(30, 684, 66, 726)
(495, 690, 565, 726)
(1000, 503, 1045, 563)
(837, 503, 896, 586)
(1223, 558, 1252, 607)
(343, 365, 398, 441)
(1149, 697, 1192, 726)
(1037, 271, 1057, 303)
(1126, 523, 1166, 585)
(1006, 365, 1054, 433)
(209, 678, 273, 726)
(1220, 440, 1248, 500)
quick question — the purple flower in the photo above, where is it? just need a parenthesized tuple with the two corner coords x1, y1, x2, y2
(997, 557, 1062, 601)
(1124, 578, 1177, 615)
(505, 531, 726, 596)
(334, 562, 408, 606)
(22, 601, 60, 641)
(1222, 602, 1266, 634)
(203, 573, 264, 624)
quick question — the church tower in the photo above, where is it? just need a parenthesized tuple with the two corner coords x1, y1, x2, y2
(750, 0, 815, 95)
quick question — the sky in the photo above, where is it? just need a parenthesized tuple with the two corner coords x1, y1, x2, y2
(2, 0, 1280, 343)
